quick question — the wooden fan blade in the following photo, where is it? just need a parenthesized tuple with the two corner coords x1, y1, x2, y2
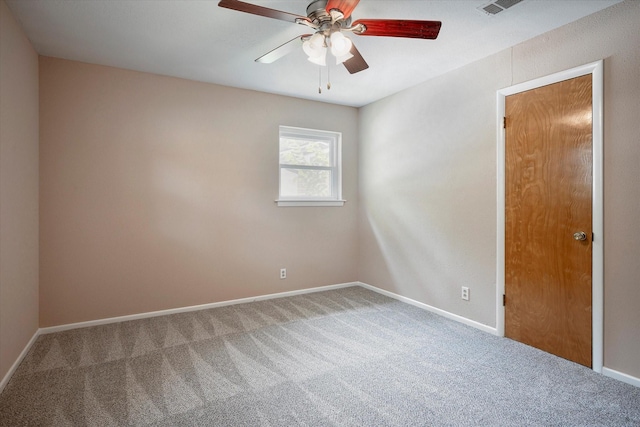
(342, 43, 368, 74)
(256, 35, 311, 64)
(218, 0, 311, 25)
(325, 0, 361, 19)
(352, 19, 442, 39)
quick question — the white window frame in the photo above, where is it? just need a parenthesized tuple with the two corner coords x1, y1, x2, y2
(276, 125, 345, 207)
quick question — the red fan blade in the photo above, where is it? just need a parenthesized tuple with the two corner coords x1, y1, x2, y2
(352, 19, 441, 39)
(342, 43, 368, 74)
(325, 0, 361, 19)
(256, 35, 311, 64)
(218, 0, 311, 25)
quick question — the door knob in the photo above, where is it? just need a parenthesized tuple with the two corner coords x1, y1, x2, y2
(573, 231, 587, 241)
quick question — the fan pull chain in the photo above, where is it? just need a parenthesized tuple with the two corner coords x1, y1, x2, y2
(317, 64, 331, 94)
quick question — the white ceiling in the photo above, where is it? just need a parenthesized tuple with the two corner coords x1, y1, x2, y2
(6, 0, 622, 107)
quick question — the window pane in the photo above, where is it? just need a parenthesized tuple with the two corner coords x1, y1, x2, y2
(280, 168, 331, 198)
(280, 138, 331, 167)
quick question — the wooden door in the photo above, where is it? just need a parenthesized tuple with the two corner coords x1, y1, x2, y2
(505, 75, 593, 367)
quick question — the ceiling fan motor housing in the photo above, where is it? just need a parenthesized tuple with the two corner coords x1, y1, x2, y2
(306, 0, 352, 30)
(306, 0, 328, 17)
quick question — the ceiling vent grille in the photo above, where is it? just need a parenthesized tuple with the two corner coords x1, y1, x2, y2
(478, 0, 525, 15)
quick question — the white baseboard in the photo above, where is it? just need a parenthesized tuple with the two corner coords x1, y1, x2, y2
(0, 329, 40, 394)
(39, 282, 359, 335)
(602, 367, 640, 388)
(357, 282, 499, 336)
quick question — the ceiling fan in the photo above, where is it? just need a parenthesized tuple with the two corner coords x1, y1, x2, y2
(218, 0, 442, 75)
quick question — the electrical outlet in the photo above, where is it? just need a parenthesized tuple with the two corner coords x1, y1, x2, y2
(280, 268, 286, 279)
(461, 286, 470, 301)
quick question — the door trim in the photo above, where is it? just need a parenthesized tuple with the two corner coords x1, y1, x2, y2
(496, 60, 604, 373)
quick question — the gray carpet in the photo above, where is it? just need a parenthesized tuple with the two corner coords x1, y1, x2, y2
(1, 286, 639, 426)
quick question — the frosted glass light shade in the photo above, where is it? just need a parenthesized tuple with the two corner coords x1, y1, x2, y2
(303, 33, 326, 58)
(330, 31, 352, 56)
(335, 52, 353, 64)
(308, 49, 327, 66)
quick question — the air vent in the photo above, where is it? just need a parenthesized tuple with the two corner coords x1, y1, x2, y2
(496, 0, 523, 9)
(478, 0, 525, 15)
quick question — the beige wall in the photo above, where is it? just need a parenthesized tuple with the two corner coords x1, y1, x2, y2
(39, 58, 359, 326)
(358, 52, 508, 327)
(359, 0, 640, 378)
(0, 1, 39, 381)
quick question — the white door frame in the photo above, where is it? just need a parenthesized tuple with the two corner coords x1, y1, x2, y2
(495, 60, 604, 373)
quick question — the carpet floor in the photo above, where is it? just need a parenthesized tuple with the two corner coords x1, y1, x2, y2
(1, 286, 639, 426)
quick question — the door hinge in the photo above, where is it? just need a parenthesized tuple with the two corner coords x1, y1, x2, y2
(503, 117, 507, 129)
(592, 232, 595, 242)
(503, 294, 506, 306)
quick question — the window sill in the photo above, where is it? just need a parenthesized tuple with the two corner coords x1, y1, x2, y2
(275, 200, 346, 207)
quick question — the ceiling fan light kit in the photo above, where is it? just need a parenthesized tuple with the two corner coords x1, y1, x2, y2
(329, 31, 353, 62)
(218, 0, 441, 89)
(302, 30, 353, 67)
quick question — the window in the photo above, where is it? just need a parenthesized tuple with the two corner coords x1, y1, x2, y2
(277, 126, 344, 207)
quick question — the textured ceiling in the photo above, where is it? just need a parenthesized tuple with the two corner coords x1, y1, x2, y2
(6, 0, 622, 107)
